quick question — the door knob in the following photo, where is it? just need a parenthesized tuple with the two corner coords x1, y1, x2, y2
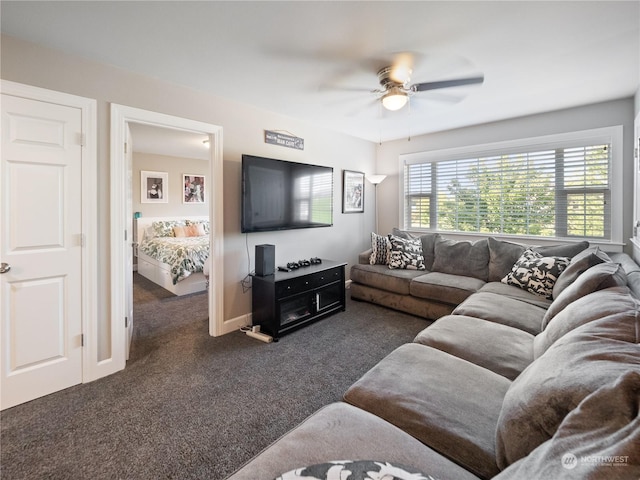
(0, 263, 10, 274)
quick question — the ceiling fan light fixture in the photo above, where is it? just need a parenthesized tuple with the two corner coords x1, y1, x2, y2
(381, 88, 408, 111)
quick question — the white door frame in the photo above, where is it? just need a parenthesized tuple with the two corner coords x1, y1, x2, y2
(0, 80, 100, 382)
(110, 105, 225, 366)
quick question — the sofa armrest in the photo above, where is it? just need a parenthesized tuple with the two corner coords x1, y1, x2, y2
(359, 249, 372, 265)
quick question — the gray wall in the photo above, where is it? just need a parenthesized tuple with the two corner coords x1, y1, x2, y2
(1, 35, 377, 358)
(375, 98, 637, 254)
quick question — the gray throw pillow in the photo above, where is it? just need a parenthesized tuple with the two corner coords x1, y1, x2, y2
(488, 237, 526, 282)
(496, 310, 640, 470)
(552, 246, 611, 299)
(542, 262, 628, 328)
(431, 237, 489, 281)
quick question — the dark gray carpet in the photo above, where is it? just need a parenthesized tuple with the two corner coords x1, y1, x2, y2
(0, 274, 430, 480)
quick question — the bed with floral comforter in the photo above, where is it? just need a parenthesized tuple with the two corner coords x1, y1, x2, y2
(139, 235, 209, 284)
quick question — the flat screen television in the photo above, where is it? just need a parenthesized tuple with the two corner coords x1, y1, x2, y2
(241, 154, 334, 233)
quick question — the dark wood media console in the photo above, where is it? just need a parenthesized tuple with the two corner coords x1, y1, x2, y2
(251, 259, 347, 340)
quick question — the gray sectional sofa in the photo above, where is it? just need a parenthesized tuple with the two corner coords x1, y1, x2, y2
(226, 232, 640, 480)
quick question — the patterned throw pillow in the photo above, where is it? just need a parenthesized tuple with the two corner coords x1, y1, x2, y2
(275, 460, 438, 480)
(388, 234, 426, 270)
(369, 232, 391, 265)
(502, 248, 570, 299)
(152, 220, 185, 237)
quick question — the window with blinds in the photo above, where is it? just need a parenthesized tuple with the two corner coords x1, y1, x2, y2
(404, 142, 611, 240)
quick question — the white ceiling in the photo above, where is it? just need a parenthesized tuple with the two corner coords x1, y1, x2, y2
(128, 123, 211, 160)
(2, 1, 639, 145)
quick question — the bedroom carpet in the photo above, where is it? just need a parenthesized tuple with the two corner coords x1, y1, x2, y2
(0, 273, 430, 480)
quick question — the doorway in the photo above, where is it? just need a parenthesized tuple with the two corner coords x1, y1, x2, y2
(111, 105, 224, 367)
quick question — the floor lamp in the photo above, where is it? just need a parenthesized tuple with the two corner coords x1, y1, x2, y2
(367, 174, 387, 233)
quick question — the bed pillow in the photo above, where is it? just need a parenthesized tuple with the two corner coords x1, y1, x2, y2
(186, 219, 210, 233)
(173, 225, 187, 237)
(186, 223, 206, 236)
(152, 220, 185, 237)
(388, 235, 425, 270)
(501, 248, 569, 299)
(369, 232, 391, 265)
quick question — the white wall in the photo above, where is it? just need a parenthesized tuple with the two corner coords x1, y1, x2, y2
(375, 98, 637, 254)
(1, 35, 377, 360)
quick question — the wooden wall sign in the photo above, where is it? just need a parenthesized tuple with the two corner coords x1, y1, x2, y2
(265, 130, 304, 150)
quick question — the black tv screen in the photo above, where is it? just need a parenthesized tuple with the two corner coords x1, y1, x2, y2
(241, 154, 333, 233)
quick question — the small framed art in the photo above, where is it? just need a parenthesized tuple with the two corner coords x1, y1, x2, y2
(141, 171, 168, 203)
(342, 170, 364, 213)
(183, 174, 206, 203)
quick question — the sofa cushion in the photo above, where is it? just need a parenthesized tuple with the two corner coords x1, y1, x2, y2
(487, 237, 526, 282)
(534, 286, 638, 358)
(453, 292, 546, 335)
(350, 264, 424, 295)
(414, 315, 534, 380)
(410, 272, 485, 305)
(344, 343, 510, 480)
(501, 248, 570, 299)
(350, 283, 455, 320)
(493, 371, 640, 480)
(388, 235, 425, 270)
(225, 402, 482, 480)
(495, 309, 640, 469)
(431, 237, 490, 282)
(533, 240, 589, 258)
(478, 282, 552, 309)
(369, 232, 391, 265)
(392, 228, 440, 271)
(552, 246, 611, 298)
(609, 252, 640, 299)
(541, 262, 628, 328)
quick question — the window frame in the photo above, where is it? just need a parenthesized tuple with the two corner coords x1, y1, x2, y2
(399, 126, 624, 246)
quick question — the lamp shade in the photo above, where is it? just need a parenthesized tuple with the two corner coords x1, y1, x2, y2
(367, 174, 387, 185)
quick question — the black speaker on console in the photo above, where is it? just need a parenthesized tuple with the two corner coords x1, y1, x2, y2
(255, 244, 275, 276)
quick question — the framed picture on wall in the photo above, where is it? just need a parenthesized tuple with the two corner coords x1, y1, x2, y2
(342, 170, 364, 213)
(183, 174, 206, 203)
(141, 171, 168, 203)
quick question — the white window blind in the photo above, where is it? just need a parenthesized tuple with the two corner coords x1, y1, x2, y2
(404, 142, 611, 240)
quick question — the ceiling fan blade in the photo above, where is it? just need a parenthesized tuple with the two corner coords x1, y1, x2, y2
(412, 75, 484, 92)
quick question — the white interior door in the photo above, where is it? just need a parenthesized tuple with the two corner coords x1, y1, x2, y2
(125, 124, 134, 359)
(1, 93, 84, 410)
